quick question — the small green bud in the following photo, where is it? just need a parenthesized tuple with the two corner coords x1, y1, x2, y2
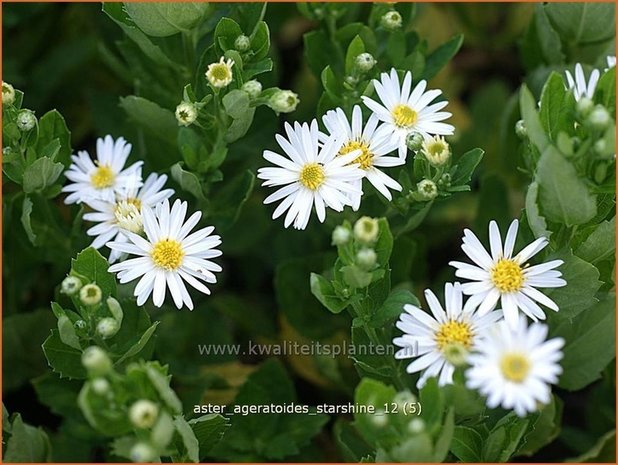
(234, 34, 251, 52)
(2, 82, 15, 106)
(587, 105, 611, 131)
(332, 225, 351, 246)
(130, 442, 156, 462)
(74, 319, 87, 331)
(355, 53, 376, 72)
(96, 317, 120, 339)
(175, 102, 197, 127)
(371, 410, 388, 427)
(407, 418, 425, 434)
(241, 80, 262, 99)
(61, 276, 83, 296)
(106, 297, 123, 323)
(269, 90, 299, 113)
(80, 283, 102, 306)
(406, 132, 424, 152)
(353, 216, 380, 244)
(129, 399, 159, 429)
(16, 109, 36, 131)
(81, 346, 112, 375)
(91, 378, 110, 395)
(594, 139, 607, 156)
(356, 248, 377, 270)
(576, 97, 594, 118)
(381, 10, 402, 31)
(515, 119, 527, 139)
(417, 179, 438, 200)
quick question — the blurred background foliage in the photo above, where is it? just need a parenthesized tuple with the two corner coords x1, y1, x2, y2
(3, 2, 615, 462)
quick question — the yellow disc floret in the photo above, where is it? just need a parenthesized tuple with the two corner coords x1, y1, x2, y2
(90, 164, 115, 189)
(435, 320, 473, 351)
(500, 353, 531, 383)
(491, 259, 525, 293)
(339, 140, 373, 169)
(299, 162, 325, 190)
(151, 239, 184, 270)
(392, 104, 418, 128)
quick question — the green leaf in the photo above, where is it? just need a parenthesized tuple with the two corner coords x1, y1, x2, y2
(57, 314, 81, 351)
(146, 364, 182, 414)
(114, 321, 159, 365)
(123, 2, 210, 37)
(189, 414, 229, 460)
(553, 294, 616, 391)
(345, 35, 366, 74)
(368, 288, 418, 329)
(222, 89, 250, 119)
(250, 21, 271, 61)
(536, 146, 597, 226)
(119, 96, 178, 144)
(544, 3, 615, 45)
(20, 196, 36, 244)
(304, 30, 331, 77)
(594, 68, 616, 118)
(170, 162, 206, 200)
(482, 414, 529, 462)
(539, 72, 575, 141)
(22, 157, 64, 194)
(525, 181, 551, 239)
(173, 416, 200, 462)
(34, 110, 72, 166)
(516, 396, 562, 457)
(42, 330, 86, 379)
(3, 413, 51, 462)
(421, 34, 463, 81)
(568, 429, 616, 462)
(451, 148, 484, 186)
(310, 273, 348, 314)
(353, 378, 398, 448)
(520, 85, 550, 152)
(374, 218, 394, 266)
(210, 169, 255, 229)
(450, 426, 483, 462)
(576, 217, 616, 264)
(71, 247, 116, 296)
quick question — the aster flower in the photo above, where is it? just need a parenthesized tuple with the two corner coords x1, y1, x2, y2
(257, 119, 364, 230)
(107, 199, 222, 310)
(361, 68, 454, 159)
(565, 63, 600, 101)
(62, 135, 143, 205)
(205, 57, 234, 89)
(393, 282, 503, 389)
(83, 173, 174, 263)
(466, 316, 564, 417)
(449, 219, 566, 329)
(321, 105, 403, 210)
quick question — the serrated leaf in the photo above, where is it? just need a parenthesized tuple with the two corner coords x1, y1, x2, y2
(170, 162, 205, 200)
(173, 416, 200, 463)
(3, 413, 51, 462)
(575, 218, 616, 264)
(22, 157, 64, 194)
(189, 414, 229, 459)
(310, 273, 348, 314)
(71, 247, 116, 296)
(42, 330, 86, 379)
(450, 426, 483, 461)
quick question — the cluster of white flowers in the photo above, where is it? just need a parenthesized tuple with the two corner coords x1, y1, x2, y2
(394, 219, 566, 417)
(564, 55, 615, 102)
(62, 135, 222, 310)
(259, 67, 455, 230)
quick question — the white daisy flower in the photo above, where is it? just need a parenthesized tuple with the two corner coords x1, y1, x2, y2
(449, 219, 566, 329)
(606, 55, 616, 70)
(83, 173, 174, 263)
(466, 316, 564, 417)
(321, 105, 403, 210)
(361, 68, 454, 159)
(393, 282, 503, 389)
(62, 135, 143, 205)
(565, 63, 600, 101)
(107, 199, 222, 310)
(257, 119, 364, 230)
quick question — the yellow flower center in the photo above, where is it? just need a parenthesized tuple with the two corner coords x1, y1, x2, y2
(114, 198, 143, 234)
(210, 64, 231, 81)
(392, 104, 418, 128)
(435, 320, 473, 351)
(491, 259, 525, 293)
(339, 140, 373, 169)
(500, 353, 531, 383)
(90, 164, 115, 189)
(151, 239, 184, 270)
(299, 162, 325, 190)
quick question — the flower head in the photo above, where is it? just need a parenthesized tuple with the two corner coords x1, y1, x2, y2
(80, 283, 102, 306)
(393, 282, 503, 389)
(449, 219, 566, 328)
(355, 53, 377, 72)
(107, 199, 223, 310)
(62, 135, 143, 205)
(61, 276, 83, 295)
(269, 90, 299, 113)
(83, 173, 174, 263)
(129, 400, 159, 429)
(16, 109, 36, 131)
(565, 63, 600, 101)
(242, 80, 262, 99)
(257, 120, 364, 230)
(417, 179, 438, 200)
(381, 10, 402, 30)
(206, 57, 234, 89)
(466, 316, 564, 417)
(421, 135, 450, 166)
(234, 34, 251, 52)
(175, 102, 198, 126)
(2, 82, 15, 106)
(362, 69, 454, 159)
(321, 105, 403, 209)
(353, 216, 379, 243)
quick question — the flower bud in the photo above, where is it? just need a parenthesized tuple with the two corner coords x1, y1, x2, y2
(268, 90, 299, 113)
(594, 139, 607, 156)
(106, 297, 124, 323)
(129, 399, 159, 429)
(241, 80, 262, 99)
(417, 179, 438, 200)
(406, 132, 424, 152)
(440, 172, 452, 187)
(332, 225, 351, 246)
(16, 110, 36, 132)
(355, 53, 376, 72)
(234, 34, 251, 52)
(175, 102, 197, 127)
(381, 10, 402, 31)
(91, 378, 110, 395)
(594, 163, 608, 184)
(61, 276, 83, 296)
(205, 57, 234, 89)
(353, 216, 380, 244)
(371, 410, 388, 427)
(130, 442, 156, 462)
(421, 135, 450, 166)
(80, 283, 102, 306)
(407, 418, 425, 434)
(587, 105, 611, 131)
(576, 97, 594, 118)
(2, 82, 15, 106)
(81, 346, 112, 375)
(515, 120, 527, 139)
(96, 317, 120, 339)
(356, 248, 377, 270)
(74, 319, 87, 331)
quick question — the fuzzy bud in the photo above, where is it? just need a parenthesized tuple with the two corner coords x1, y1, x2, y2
(515, 119, 527, 139)
(269, 90, 299, 113)
(91, 378, 110, 395)
(130, 442, 156, 462)
(61, 276, 83, 296)
(587, 105, 611, 131)
(417, 179, 438, 201)
(353, 216, 380, 244)
(406, 132, 424, 152)
(381, 10, 402, 31)
(96, 317, 120, 339)
(175, 102, 197, 127)
(332, 225, 351, 246)
(407, 418, 425, 434)
(16, 109, 36, 132)
(241, 80, 262, 99)
(234, 34, 251, 52)
(576, 97, 594, 119)
(129, 399, 159, 429)
(355, 53, 376, 72)
(81, 346, 112, 375)
(80, 283, 102, 306)
(356, 248, 377, 270)
(2, 82, 15, 106)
